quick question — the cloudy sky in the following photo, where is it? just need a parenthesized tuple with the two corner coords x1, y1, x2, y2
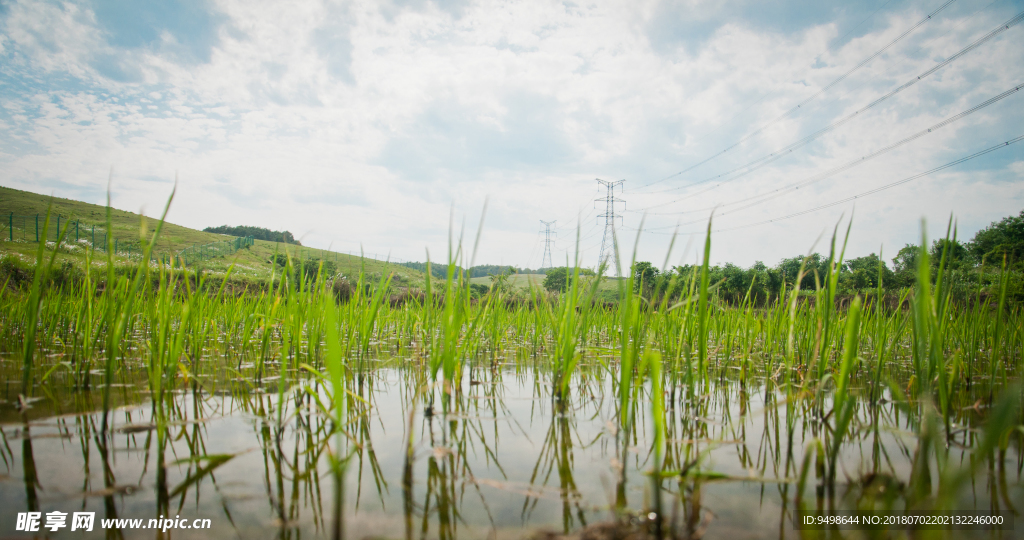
(1, 0, 1022, 270)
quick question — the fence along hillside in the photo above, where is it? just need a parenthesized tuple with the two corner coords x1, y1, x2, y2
(2, 211, 253, 266)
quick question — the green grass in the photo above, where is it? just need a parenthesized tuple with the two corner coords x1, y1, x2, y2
(1, 190, 1023, 538)
(0, 185, 427, 288)
(469, 273, 546, 289)
(470, 272, 623, 298)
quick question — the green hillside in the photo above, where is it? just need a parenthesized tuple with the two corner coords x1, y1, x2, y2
(468, 273, 546, 290)
(0, 185, 426, 287)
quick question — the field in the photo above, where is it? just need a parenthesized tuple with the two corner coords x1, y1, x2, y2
(470, 273, 624, 303)
(0, 185, 428, 288)
(470, 272, 546, 289)
(0, 200, 1022, 539)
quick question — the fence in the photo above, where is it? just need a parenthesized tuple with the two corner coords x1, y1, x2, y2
(2, 212, 253, 267)
(2, 212, 414, 267)
(170, 236, 255, 266)
(4, 213, 103, 244)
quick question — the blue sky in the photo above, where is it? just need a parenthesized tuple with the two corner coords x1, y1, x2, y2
(1, 0, 1022, 269)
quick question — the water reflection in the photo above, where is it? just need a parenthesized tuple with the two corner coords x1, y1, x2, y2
(0, 363, 1021, 539)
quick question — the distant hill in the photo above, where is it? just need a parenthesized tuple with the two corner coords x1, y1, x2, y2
(203, 225, 301, 245)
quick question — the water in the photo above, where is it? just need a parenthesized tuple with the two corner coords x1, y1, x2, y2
(2, 353, 1020, 539)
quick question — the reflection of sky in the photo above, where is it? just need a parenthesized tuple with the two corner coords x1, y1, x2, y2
(1, 365, 1019, 538)
(1, 0, 1023, 268)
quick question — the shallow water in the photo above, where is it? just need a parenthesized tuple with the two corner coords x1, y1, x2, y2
(2, 352, 1021, 539)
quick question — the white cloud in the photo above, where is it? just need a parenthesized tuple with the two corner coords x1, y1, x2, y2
(1, 1, 105, 78)
(0, 0, 1021, 268)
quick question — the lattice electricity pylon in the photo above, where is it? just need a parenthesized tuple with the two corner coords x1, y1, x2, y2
(595, 178, 625, 274)
(539, 220, 556, 269)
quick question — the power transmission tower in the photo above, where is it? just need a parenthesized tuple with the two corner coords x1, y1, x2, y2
(539, 220, 556, 269)
(595, 179, 625, 274)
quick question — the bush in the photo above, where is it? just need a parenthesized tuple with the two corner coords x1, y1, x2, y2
(543, 267, 595, 292)
(272, 254, 337, 282)
(0, 254, 32, 289)
(543, 267, 568, 292)
(469, 283, 489, 297)
(0, 255, 83, 291)
(332, 277, 353, 303)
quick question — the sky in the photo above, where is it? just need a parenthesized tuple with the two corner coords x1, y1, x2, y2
(0, 0, 1022, 271)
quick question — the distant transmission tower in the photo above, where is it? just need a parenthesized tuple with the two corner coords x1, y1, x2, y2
(540, 220, 556, 269)
(595, 179, 625, 274)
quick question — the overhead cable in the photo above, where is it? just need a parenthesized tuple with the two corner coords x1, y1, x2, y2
(641, 82, 1024, 220)
(627, 133, 1024, 236)
(634, 0, 962, 191)
(628, 9, 1024, 213)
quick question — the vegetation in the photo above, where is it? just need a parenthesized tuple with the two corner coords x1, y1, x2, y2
(203, 224, 302, 245)
(0, 185, 427, 289)
(272, 252, 338, 283)
(631, 215, 1024, 305)
(399, 261, 554, 280)
(1, 194, 1022, 538)
(542, 266, 596, 292)
(970, 209, 1024, 262)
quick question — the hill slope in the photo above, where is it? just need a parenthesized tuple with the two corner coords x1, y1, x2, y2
(0, 185, 425, 287)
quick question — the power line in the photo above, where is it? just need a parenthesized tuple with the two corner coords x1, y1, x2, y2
(633, 0, 962, 191)
(639, 81, 1024, 221)
(629, 132, 1024, 237)
(828, 0, 900, 50)
(552, 185, 603, 232)
(628, 8, 1024, 215)
(716, 133, 1024, 232)
(669, 0, 905, 158)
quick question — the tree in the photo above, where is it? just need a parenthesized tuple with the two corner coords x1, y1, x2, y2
(720, 262, 750, 301)
(543, 267, 569, 292)
(489, 267, 515, 294)
(470, 264, 526, 278)
(889, 244, 918, 288)
(542, 267, 595, 292)
(777, 253, 825, 289)
(969, 210, 1024, 264)
(753, 261, 784, 301)
(397, 261, 460, 280)
(204, 225, 301, 245)
(930, 238, 971, 270)
(891, 244, 918, 274)
(631, 261, 659, 292)
(843, 253, 893, 290)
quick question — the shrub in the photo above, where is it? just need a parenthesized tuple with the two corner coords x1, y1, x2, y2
(332, 277, 353, 303)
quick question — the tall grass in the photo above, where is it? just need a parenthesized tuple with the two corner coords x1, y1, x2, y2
(1, 201, 1022, 538)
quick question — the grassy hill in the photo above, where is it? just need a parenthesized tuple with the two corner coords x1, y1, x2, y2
(0, 185, 426, 287)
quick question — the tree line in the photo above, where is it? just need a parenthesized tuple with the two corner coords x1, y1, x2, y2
(204, 225, 301, 245)
(629, 210, 1024, 304)
(396, 262, 553, 280)
(407, 210, 1024, 303)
